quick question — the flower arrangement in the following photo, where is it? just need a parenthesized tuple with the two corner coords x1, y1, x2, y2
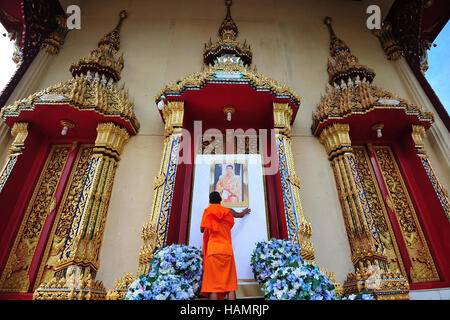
(125, 244, 202, 300)
(251, 238, 374, 300)
(149, 243, 203, 294)
(251, 238, 303, 283)
(262, 265, 337, 300)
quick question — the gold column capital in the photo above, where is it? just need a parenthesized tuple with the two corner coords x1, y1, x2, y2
(162, 101, 184, 136)
(411, 124, 426, 154)
(9, 122, 30, 155)
(273, 102, 293, 137)
(0, 122, 30, 193)
(95, 122, 130, 157)
(318, 123, 351, 158)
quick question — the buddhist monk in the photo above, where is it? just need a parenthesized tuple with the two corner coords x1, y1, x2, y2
(200, 191, 251, 300)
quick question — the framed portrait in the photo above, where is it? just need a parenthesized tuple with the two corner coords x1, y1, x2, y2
(210, 160, 249, 207)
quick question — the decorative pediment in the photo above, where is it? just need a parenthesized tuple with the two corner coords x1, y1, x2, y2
(312, 17, 434, 138)
(1, 10, 139, 137)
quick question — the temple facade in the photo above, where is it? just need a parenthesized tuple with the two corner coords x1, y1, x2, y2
(0, 0, 449, 300)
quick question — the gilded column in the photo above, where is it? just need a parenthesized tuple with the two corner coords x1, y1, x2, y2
(138, 101, 184, 276)
(55, 122, 129, 274)
(318, 123, 410, 299)
(273, 102, 315, 261)
(33, 122, 129, 300)
(0, 122, 29, 193)
(319, 123, 386, 271)
(411, 124, 450, 220)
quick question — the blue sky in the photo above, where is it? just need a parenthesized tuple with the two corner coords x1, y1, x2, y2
(425, 21, 450, 115)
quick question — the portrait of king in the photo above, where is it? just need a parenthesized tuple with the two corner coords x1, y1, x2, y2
(215, 164, 242, 203)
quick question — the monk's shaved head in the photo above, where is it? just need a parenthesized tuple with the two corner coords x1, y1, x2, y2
(209, 191, 222, 204)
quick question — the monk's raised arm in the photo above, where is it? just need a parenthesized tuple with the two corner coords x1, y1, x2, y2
(229, 208, 251, 218)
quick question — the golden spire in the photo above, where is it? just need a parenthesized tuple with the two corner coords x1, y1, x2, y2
(70, 10, 128, 83)
(98, 10, 128, 53)
(218, 0, 238, 41)
(203, 0, 252, 66)
(323, 16, 375, 90)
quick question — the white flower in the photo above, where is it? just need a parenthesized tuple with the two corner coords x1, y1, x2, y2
(133, 289, 144, 296)
(155, 294, 165, 300)
(288, 289, 297, 297)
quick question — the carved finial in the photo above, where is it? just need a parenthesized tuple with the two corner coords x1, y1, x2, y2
(219, 0, 238, 40)
(323, 16, 336, 39)
(70, 10, 129, 82)
(203, 0, 252, 66)
(116, 10, 128, 31)
(226, 0, 232, 16)
(323, 16, 376, 88)
(98, 10, 128, 53)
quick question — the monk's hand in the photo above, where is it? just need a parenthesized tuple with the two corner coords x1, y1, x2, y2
(242, 208, 251, 215)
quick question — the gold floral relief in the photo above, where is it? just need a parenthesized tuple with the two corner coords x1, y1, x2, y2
(33, 145, 94, 290)
(0, 145, 71, 292)
(373, 146, 439, 283)
(353, 146, 406, 276)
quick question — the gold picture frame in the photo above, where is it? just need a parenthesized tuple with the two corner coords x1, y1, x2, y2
(210, 160, 249, 207)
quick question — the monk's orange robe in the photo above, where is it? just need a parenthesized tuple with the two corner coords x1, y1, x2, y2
(200, 204, 238, 298)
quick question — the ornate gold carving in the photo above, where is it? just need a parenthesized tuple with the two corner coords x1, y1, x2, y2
(312, 18, 433, 136)
(138, 128, 183, 275)
(105, 273, 136, 300)
(2, 76, 139, 134)
(343, 265, 410, 300)
(56, 123, 129, 275)
(0, 122, 29, 193)
(138, 223, 157, 276)
(34, 145, 94, 290)
(274, 106, 315, 261)
(273, 103, 293, 137)
(0, 145, 71, 292)
(353, 146, 407, 276)
(411, 124, 426, 154)
(33, 266, 107, 300)
(323, 17, 376, 88)
(1, 11, 139, 135)
(373, 146, 439, 282)
(319, 124, 387, 271)
(203, 0, 252, 66)
(8, 122, 29, 155)
(312, 82, 434, 134)
(162, 101, 184, 136)
(155, 61, 301, 109)
(41, 15, 69, 55)
(70, 10, 128, 82)
(95, 122, 130, 158)
(153, 173, 166, 190)
(410, 125, 449, 219)
(372, 22, 405, 61)
(318, 123, 352, 159)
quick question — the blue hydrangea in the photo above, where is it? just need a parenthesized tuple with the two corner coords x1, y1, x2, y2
(125, 244, 203, 300)
(251, 238, 303, 283)
(251, 239, 375, 300)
